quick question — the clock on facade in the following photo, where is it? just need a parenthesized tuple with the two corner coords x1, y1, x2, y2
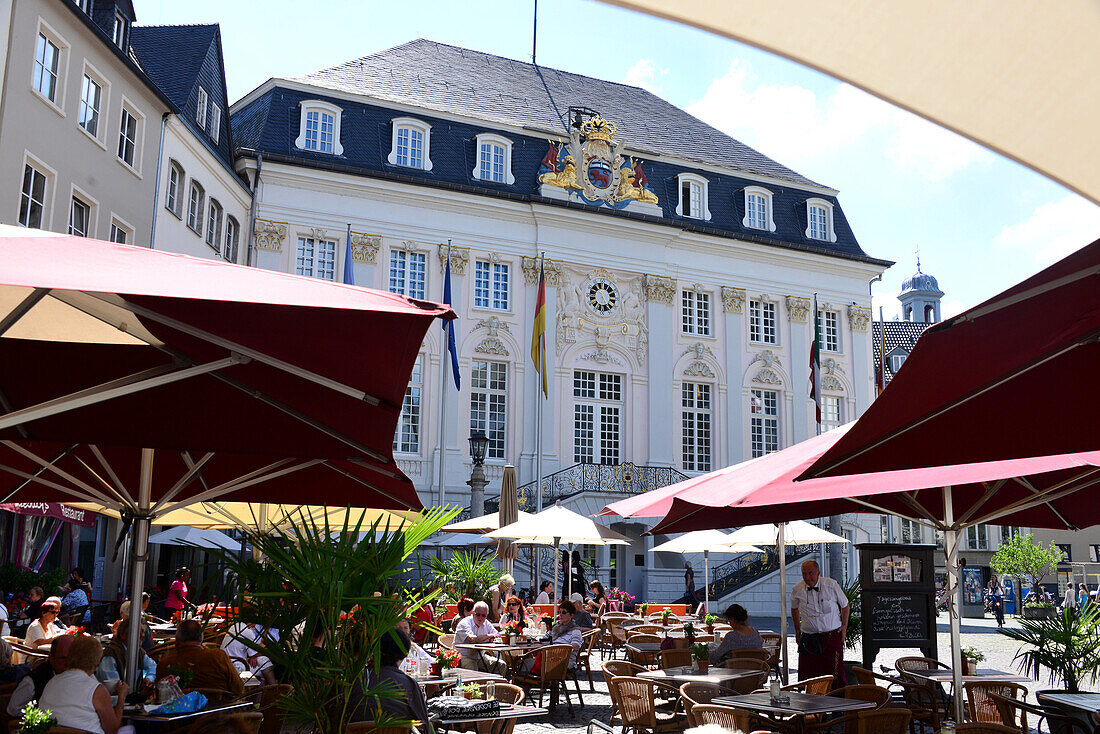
(588, 280, 618, 314)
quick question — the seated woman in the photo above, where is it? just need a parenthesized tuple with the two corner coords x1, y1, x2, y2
(24, 597, 66, 648)
(454, 597, 475, 626)
(59, 581, 91, 625)
(408, 594, 435, 645)
(221, 619, 277, 686)
(352, 627, 432, 732)
(586, 581, 608, 615)
(709, 603, 763, 666)
(534, 581, 553, 605)
(39, 633, 133, 734)
(111, 593, 154, 651)
(499, 595, 528, 630)
(395, 619, 432, 671)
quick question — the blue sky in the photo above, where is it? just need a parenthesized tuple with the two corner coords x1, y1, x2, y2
(140, 0, 1100, 319)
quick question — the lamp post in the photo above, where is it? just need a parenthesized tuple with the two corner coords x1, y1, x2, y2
(467, 430, 489, 517)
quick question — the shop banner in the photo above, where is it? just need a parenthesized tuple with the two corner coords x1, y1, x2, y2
(0, 502, 96, 527)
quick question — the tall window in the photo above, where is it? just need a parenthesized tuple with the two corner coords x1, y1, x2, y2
(205, 200, 222, 249)
(19, 164, 46, 228)
(118, 109, 137, 167)
(393, 356, 422, 454)
(304, 109, 335, 153)
(808, 203, 829, 240)
(209, 103, 221, 144)
(900, 518, 922, 544)
(473, 261, 509, 310)
(743, 187, 775, 231)
(69, 196, 90, 237)
(821, 395, 842, 431)
(574, 371, 622, 465)
(880, 515, 889, 543)
(186, 181, 204, 233)
(681, 382, 712, 472)
(479, 141, 505, 183)
(388, 250, 426, 299)
(681, 290, 711, 336)
(79, 75, 102, 136)
(224, 217, 239, 262)
(196, 87, 208, 131)
(749, 299, 777, 344)
(750, 388, 778, 458)
(967, 524, 989, 550)
(681, 180, 702, 218)
(394, 126, 424, 168)
(112, 11, 128, 49)
(296, 236, 336, 280)
(33, 33, 60, 102)
(470, 361, 507, 460)
(166, 162, 183, 216)
(999, 526, 1018, 546)
(817, 310, 839, 352)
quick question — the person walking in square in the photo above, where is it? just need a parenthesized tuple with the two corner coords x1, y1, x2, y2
(790, 559, 849, 689)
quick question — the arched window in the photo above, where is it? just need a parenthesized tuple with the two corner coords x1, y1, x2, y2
(295, 100, 344, 155)
(743, 186, 776, 232)
(676, 173, 711, 220)
(472, 133, 514, 184)
(805, 197, 837, 242)
(388, 117, 433, 171)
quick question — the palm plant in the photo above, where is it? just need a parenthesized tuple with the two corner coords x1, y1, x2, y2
(999, 601, 1100, 691)
(842, 577, 862, 650)
(426, 549, 500, 602)
(205, 505, 458, 734)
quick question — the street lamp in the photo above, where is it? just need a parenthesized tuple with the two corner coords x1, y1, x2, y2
(467, 430, 489, 517)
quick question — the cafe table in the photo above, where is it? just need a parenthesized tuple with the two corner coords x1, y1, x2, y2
(713, 691, 875, 731)
(123, 699, 254, 732)
(433, 702, 549, 734)
(639, 665, 764, 687)
(1039, 691, 1100, 715)
(906, 668, 1031, 685)
(625, 641, 663, 655)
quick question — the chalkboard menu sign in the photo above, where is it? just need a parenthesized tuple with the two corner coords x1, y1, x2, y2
(858, 543, 937, 668)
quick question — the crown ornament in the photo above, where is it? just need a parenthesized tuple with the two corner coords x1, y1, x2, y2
(581, 116, 617, 142)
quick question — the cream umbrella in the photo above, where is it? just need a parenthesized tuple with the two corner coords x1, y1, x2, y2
(74, 502, 421, 532)
(485, 502, 631, 603)
(442, 510, 535, 534)
(496, 465, 519, 576)
(721, 522, 849, 681)
(649, 529, 763, 614)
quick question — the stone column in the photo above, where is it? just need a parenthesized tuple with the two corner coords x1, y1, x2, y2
(721, 287, 747, 466)
(644, 275, 677, 465)
(786, 295, 812, 444)
(847, 304, 874, 416)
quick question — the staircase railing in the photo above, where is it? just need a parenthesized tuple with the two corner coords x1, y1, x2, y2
(707, 544, 819, 600)
(485, 462, 688, 514)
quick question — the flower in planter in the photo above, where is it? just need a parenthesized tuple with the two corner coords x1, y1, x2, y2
(659, 608, 673, 623)
(435, 647, 462, 670)
(639, 602, 650, 616)
(501, 622, 523, 637)
(18, 702, 57, 734)
(682, 621, 696, 639)
(460, 682, 483, 699)
(692, 643, 710, 661)
(960, 646, 986, 662)
(703, 614, 718, 627)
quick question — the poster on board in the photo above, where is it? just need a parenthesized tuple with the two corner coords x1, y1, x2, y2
(963, 567, 984, 604)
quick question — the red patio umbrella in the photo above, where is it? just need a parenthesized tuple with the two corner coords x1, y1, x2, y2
(0, 226, 452, 681)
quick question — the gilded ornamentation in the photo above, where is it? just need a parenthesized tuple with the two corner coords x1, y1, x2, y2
(475, 337, 509, 356)
(349, 232, 381, 263)
(521, 256, 563, 286)
(786, 296, 812, 323)
(556, 267, 647, 363)
(753, 368, 783, 385)
(536, 117, 659, 207)
(722, 286, 746, 314)
(684, 361, 715, 378)
(437, 244, 470, 274)
(310, 227, 327, 241)
(402, 240, 420, 252)
(822, 375, 844, 391)
(848, 304, 872, 332)
(644, 275, 676, 304)
(475, 316, 511, 337)
(682, 342, 715, 360)
(254, 219, 287, 251)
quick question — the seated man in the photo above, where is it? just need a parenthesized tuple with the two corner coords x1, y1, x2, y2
(568, 593, 595, 629)
(452, 601, 499, 671)
(7, 635, 73, 717)
(97, 619, 158, 690)
(155, 619, 244, 697)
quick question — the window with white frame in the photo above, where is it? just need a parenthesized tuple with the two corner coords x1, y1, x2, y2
(79, 74, 102, 137)
(999, 526, 1019, 546)
(471, 360, 507, 460)
(821, 395, 842, 431)
(749, 299, 777, 344)
(33, 32, 60, 103)
(889, 351, 907, 373)
(473, 133, 514, 184)
(473, 260, 509, 310)
(750, 388, 779, 458)
(296, 236, 336, 281)
(676, 173, 710, 220)
(743, 187, 776, 231)
(681, 382, 712, 472)
(186, 181, 204, 233)
(112, 11, 128, 49)
(574, 371, 622, 465)
(196, 87, 208, 131)
(880, 515, 889, 543)
(294, 101, 344, 155)
(69, 195, 90, 237)
(166, 161, 184, 217)
(205, 199, 222, 250)
(19, 163, 47, 229)
(681, 290, 711, 336)
(387, 117, 432, 170)
(393, 355, 422, 454)
(75, 0, 92, 14)
(118, 107, 138, 168)
(209, 103, 221, 144)
(817, 309, 839, 352)
(109, 219, 129, 244)
(224, 217, 239, 262)
(967, 524, 989, 550)
(388, 250, 426, 299)
(805, 198, 836, 242)
(900, 518, 922, 544)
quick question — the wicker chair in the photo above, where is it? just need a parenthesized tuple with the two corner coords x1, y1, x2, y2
(963, 682, 1028, 725)
(809, 709, 912, 734)
(988, 692, 1089, 734)
(626, 634, 662, 668)
(781, 675, 836, 696)
(511, 644, 580, 716)
(679, 682, 737, 726)
(257, 683, 294, 734)
(722, 657, 771, 673)
(610, 676, 686, 734)
(576, 628, 600, 690)
(628, 625, 663, 637)
(452, 683, 526, 734)
(832, 684, 892, 709)
(730, 669, 771, 695)
(726, 647, 771, 663)
(602, 660, 646, 726)
(658, 648, 692, 669)
(605, 617, 631, 659)
(691, 703, 779, 733)
(852, 668, 940, 734)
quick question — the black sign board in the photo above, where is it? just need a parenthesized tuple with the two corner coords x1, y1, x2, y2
(857, 543, 937, 667)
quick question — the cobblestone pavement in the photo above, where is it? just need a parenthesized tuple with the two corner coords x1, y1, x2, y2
(513, 613, 1100, 734)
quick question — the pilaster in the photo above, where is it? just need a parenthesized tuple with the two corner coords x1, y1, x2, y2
(644, 274, 676, 465)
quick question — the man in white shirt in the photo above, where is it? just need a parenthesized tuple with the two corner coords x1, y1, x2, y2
(790, 559, 849, 688)
(452, 601, 499, 671)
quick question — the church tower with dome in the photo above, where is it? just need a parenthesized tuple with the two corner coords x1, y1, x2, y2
(899, 257, 944, 323)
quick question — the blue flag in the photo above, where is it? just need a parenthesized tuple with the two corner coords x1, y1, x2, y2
(343, 238, 355, 285)
(443, 256, 461, 390)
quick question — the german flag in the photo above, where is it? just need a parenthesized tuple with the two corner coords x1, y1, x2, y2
(531, 256, 548, 398)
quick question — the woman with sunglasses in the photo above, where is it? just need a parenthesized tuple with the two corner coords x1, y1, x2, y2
(499, 596, 527, 630)
(25, 597, 66, 648)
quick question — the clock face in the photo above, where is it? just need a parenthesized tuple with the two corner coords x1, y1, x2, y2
(588, 280, 618, 314)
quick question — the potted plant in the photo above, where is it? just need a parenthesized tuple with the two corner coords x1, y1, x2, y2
(692, 643, 710, 673)
(1000, 603, 1100, 691)
(682, 621, 696, 644)
(17, 703, 57, 734)
(659, 607, 673, 625)
(992, 533, 1064, 619)
(703, 613, 718, 633)
(638, 602, 650, 617)
(501, 622, 522, 644)
(460, 682, 482, 700)
(960, 646, 985, 675)
(434, 646, 462, 677)
(426, 549, 501, 606)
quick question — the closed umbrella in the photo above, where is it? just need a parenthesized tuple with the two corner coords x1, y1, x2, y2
(496, 465, 519, 575)
(147, 525, 242, 551)
(649, 530, 763, 615)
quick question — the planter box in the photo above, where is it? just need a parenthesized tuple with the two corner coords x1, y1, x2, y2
(1023, 605, 1056, 619)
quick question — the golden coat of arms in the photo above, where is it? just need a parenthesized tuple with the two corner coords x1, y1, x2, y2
(538, 115, 659, 207)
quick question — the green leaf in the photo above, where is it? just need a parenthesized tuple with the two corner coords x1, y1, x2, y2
(999, 603, 1100, 691)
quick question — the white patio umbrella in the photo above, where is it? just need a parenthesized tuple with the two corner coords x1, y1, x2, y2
(650, 529, 763, 614)
(146, 525, 242, 551)
(721, 521, 849, 681)
(485, 502, 631, 604)
(442, 510, 535, 534)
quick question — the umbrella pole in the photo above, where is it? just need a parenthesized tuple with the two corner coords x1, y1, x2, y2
(567, 542, 573, 601)
(553, 536, 561, 608)
(125, 448, 154, 687)
(704, 549, 709, 616)
(944, 487, 965, 723)
(779, 522, 789, 684)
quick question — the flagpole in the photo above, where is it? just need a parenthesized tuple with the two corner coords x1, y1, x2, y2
(535, 251, 546, 596)
(437, 240, 452, 508)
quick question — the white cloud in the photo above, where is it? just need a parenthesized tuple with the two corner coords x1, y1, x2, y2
(624, 59, 668, 94)
(992, 194, 1100, 266)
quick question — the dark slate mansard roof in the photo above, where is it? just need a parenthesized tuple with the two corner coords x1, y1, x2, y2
(232, 39, 888, 266)
(872, 320, 931, 383)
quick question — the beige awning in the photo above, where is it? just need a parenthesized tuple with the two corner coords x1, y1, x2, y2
(601, 0, 1100, 206)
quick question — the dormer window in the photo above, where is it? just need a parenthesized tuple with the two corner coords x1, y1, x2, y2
(294, 100, 343, 155)
(112, 11, 129, 49)
(743, 186, 776, 232)
(805, 198, 837, 242)
(388, 117, 432, 171)
(196, 87, 208, 131)
(473, 133, 514, 184)
(676, 173, 711, 220)
(75, 0, 93, 15)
